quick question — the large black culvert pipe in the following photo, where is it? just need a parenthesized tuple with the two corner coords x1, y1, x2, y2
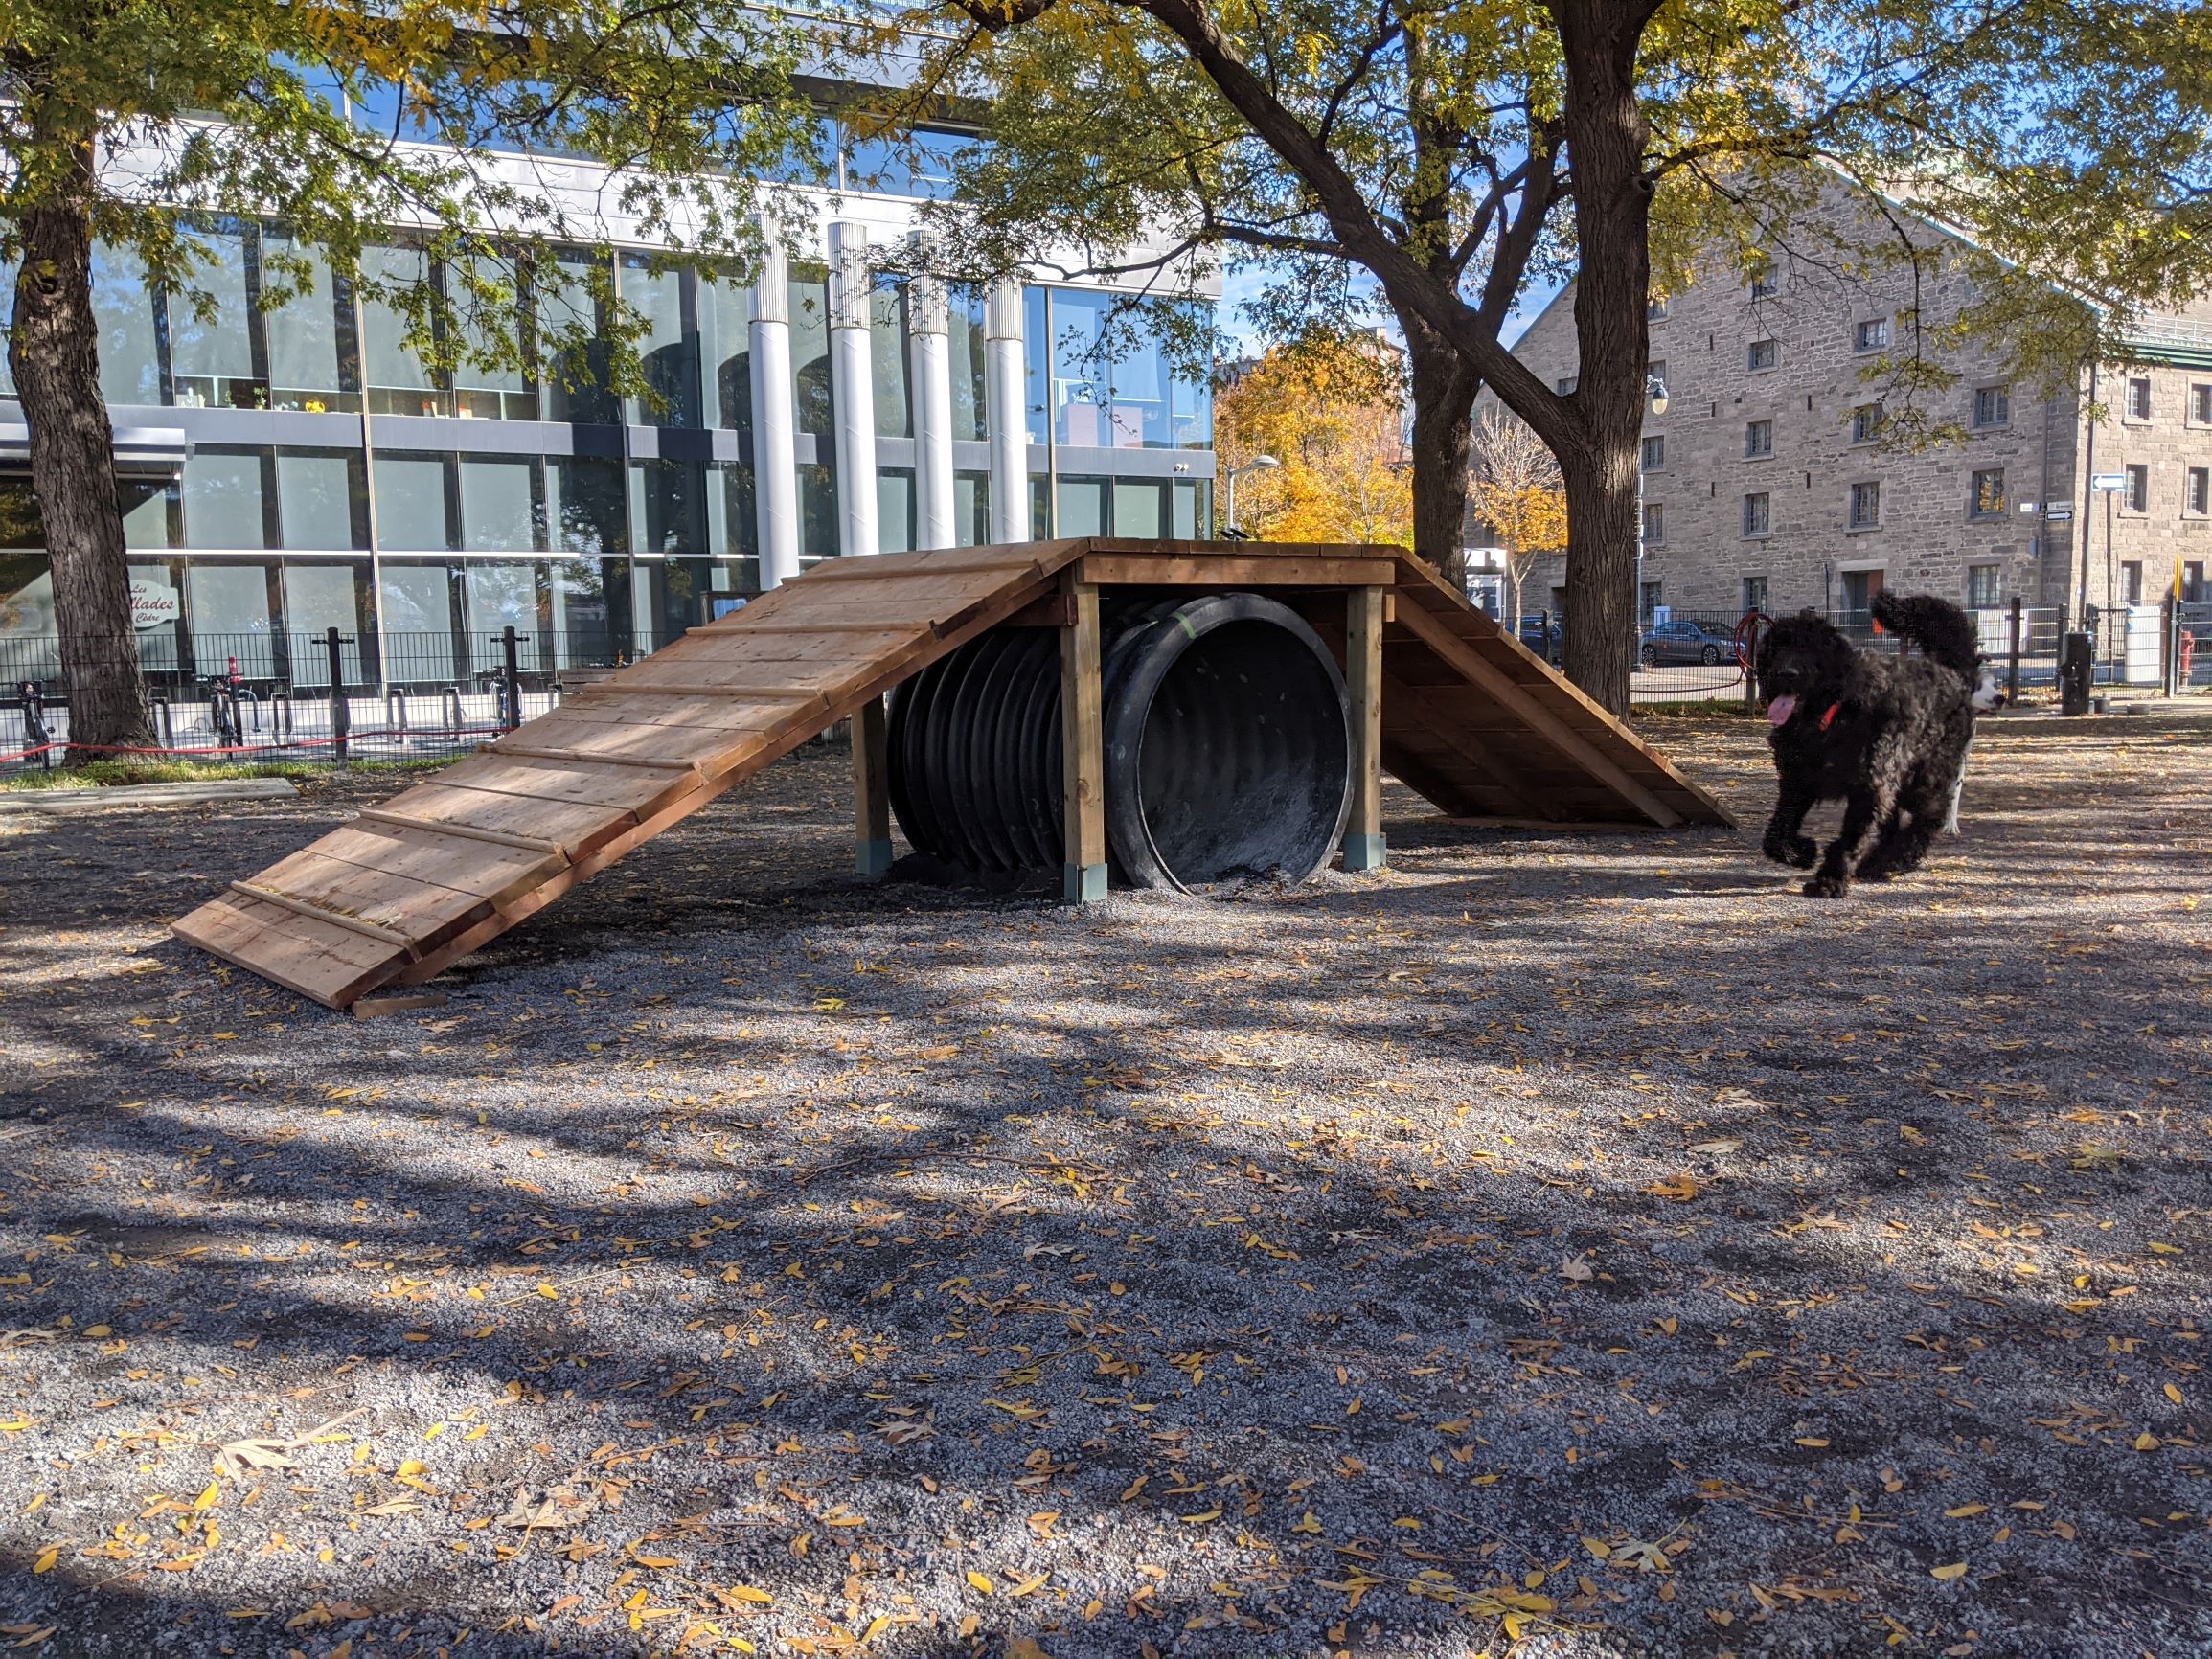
(887, 592, 1352, 890)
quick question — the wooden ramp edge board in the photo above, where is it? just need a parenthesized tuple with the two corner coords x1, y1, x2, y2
(172, 539, 1094, 1009)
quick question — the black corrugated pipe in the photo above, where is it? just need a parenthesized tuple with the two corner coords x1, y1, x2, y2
(887, 592, 1352, 890)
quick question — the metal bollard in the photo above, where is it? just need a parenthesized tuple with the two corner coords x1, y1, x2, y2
(2007, 596, 2022, 704)
(2060, 631, 2094, 716)
(325, 626, 351, 761)
(501, 625, 523, 733)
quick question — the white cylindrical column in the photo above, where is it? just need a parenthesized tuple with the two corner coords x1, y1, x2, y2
(985, 276, 1028, 544)
(748, 230, 801, 589)
(827, 220, 880, 560)
(909, 274, 956, 549)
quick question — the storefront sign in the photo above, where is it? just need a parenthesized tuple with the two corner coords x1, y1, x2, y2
(129, 579, 181, 630)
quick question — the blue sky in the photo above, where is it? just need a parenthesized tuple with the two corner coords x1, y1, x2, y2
(1215, 264, 1562, 358)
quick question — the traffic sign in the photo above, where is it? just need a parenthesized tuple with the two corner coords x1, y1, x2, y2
(2091, 472, 2126, 491)
(2044, 504, 2073, 520)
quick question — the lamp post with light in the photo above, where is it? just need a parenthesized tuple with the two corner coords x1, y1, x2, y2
(1633, 374, 1670, 662)
(1222, 454, 1280, 537)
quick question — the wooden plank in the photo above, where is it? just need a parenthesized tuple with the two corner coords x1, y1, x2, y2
(173, 893, 405, 1009)
(228, 881, 416, 947)
(285, 824, 564, 909)
(1060, 580, 1107, 902)
(489, 743, 703, 772)
(1077, 555, 1396, 589)
(240, 852, 490, 943)
(354, 808, 562, 855)
(852, 694, 893, 877)
(1343, 584, 1386, 871)
(560, 680, 844, 699)
(1002, 593, 1075, 627)
(1388, 600, 1683, 828)
(718, 620, 932, 636)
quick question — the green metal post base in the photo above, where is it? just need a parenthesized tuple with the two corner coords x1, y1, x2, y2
(855, 838, 895, 878)
(1341, 832, 1387, 873)
(1063, 862, 1109, 902)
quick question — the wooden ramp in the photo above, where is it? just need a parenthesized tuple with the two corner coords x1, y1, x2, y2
(173, 539, 1730, 1009)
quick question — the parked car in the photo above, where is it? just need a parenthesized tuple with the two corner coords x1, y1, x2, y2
(1639, 618, 1737, 666)
(1517, 614, 1562, 663)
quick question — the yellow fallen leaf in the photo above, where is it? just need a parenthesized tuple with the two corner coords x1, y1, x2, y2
(966, 1571, 994, 1596)
(1793, 1438, 1829, 1448)
(2165, 1383, 2185, 1406)
(1390, 1517, 1421, 1530)
(194, 1482, 221, 1511)
(536, 1284, 559, 1301)
(1291, 1512, 1322, 1534)
(1119, 1475, 1147, 1503)
(2134, 1432, 2161, 1451)
(725, 1585, 773, 1605)
(0, 1420, 34, 1434)
(1930, 1562, 1968, 1581)
(1582, 1536, 1612, 1560)
(1179, 1508, 1222, 1524)
(1944, 1504, 1987, 1519)
(1645, 1174, 1701, 1202)
(33, 1546, 58, 1575)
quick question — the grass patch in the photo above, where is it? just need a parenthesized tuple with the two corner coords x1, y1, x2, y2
(3, 757, 449, 790)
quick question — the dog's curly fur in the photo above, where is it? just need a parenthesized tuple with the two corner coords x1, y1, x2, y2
(1754, 593, 1979, 898)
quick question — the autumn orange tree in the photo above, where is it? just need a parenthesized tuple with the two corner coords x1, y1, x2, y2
(1216, 335, 1411, 552)
(1468, 409, 1567, 623)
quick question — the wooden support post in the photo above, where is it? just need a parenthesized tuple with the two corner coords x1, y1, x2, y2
(851, 694, 894, 877)
(1060, 580, 1108, 901)
(1342, 584, 1386, 871)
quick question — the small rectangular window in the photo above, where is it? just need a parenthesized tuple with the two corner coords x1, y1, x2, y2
(2125, 464, 2149, 512)
(1850, 481, 1881, 529)
(1743, 492, 1770, 536)
(1748, 261, 1780, 298)
(1854, 318, 1890, 353)
(1742, 576, 1768, 615)
(1973, 385, 2011, 429)
(1745, 419, 1773, 458)
(1641, 434, 1665, 472)
(1555, 375, 1578, 395)
(2189, 466, 2210, 515)
(1640, 580, 1664, 621)
(1852, 404, 1884, 445)
(1746, 339, 1778, 373)
(2122, 561, 2143, 605)
(2128, 376, 2153, 420)
(1641, 502, 1665, 544)
(1972, 467, 2006, 517)
(2192, 383, 2212, 425)
(1647, 295, 1669, 322)
(1966, 564, 2000, 608)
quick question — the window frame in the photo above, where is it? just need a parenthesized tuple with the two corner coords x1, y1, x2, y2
(2191, 383, 2212, 427)
(1640, 434, 1665, 473)
(1848, 480, 1881, 531)
(1852, 317, 1890, 354)
(1745, 419, 1773, 459)
(2187, 466, 2210, 517)
(2125, 376, 2153, 422)
(2123, 463, 2150, 513)
(1970, 467, 2006, 519)
(1742, 491, 1771, 538)
(1965, 563, 2001, 609)
(1641, 500, 1665, 545)
(1972, 384, 2011, 431)
(1851, 403, 1885, 446)
(1745, 338, 1779, 374)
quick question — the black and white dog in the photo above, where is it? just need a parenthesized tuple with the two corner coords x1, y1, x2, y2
(1754, 593, 1981, 897)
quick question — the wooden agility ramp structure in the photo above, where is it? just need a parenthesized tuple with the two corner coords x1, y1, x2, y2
(174, 539, 1732, 1009)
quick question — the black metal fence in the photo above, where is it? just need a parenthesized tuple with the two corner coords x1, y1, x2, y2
(2, 626, 654, 773)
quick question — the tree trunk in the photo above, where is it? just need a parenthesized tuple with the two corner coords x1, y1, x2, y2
(1402, 311, 1478, 592)
(1551, 0, 1660, 716)
(8, 151, 154, 762)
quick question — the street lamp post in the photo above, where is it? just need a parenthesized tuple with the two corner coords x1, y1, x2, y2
(1223, 454, 1280, 536)
(1634, 374, 1670, 660)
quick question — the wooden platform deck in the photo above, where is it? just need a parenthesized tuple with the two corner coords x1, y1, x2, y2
(173, 538, 1732, 1008)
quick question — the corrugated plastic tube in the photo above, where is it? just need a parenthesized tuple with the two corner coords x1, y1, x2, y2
(886, 592, 1352, 890)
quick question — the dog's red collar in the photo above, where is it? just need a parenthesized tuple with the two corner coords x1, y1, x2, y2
(1819, 702, 1842, 731)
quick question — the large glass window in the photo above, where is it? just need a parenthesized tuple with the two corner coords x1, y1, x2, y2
(550, 557, 615, 664)
(877, 467, 915, 554)
(1112, 477, 1166, 538)
(281, 563, 364, 685)
(464, 560, 543, 667)
(789, 268, 833, 439)
(547, 457, 627, 556)
(168, 222, 262, 409)
(540, 250, 618, 425)
(277, 451, 362, 550)
(630, 460, 707, 556)
(1026, 287, 1190, 449)
(122, 478, 176, 549)
(1057, 475, 1107, 536)
(621, 255, 698, 428)
(842, 125, 986, 199)
(378, 563, 457, 683)
(374, 454, 454, 552)
(187, 563, 273, 673)
(1172, 479, 1212, 537)
(797, 462, 838, 561)
(182, 450, 269, 549)
(698, 274, 753, 431)
(953, 471, 991, 547)
(449, 254, 533, 420)
(459, 456, 538, 552)
(90, 241, 163, 405)
(871, 278, 910, 438)
(262, 233, 353, 412)
(360, 244, 442, 415)
(948, 284, 989, 441)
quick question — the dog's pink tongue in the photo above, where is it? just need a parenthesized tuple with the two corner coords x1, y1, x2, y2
(1767, 693, 1797, 727)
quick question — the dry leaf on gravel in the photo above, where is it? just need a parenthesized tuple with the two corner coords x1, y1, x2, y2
(1559, 1253, 1595, 1282)
(213, 1407, 365, 1481)
(497, 1485, 599, 1531)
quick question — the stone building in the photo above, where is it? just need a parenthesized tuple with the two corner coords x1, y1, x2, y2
(1473, 189, 2212, 628)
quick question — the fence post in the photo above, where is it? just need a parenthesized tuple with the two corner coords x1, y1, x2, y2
(2162, 595, 2178, 698)
(1743, 615, 1762, 713)
(2007, 596, 2022, 704)
(501, 625, 522, 733)
(325, 626, 350, 762)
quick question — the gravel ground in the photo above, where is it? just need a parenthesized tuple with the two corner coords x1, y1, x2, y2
(2, 709, 2209, 1659)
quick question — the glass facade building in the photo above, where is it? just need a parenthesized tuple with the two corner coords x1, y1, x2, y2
(0, 149, 1215, 688)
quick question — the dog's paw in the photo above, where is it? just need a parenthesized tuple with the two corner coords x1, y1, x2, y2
(1801, 875, 1849, 899)
(1763, 832, 1819, 869)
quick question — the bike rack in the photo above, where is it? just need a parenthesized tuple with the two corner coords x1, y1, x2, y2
(441, 686, 464, 737)
(149, 696, 174, 752)
(270, 693, 293, 743)
(385, 688, 409, 744)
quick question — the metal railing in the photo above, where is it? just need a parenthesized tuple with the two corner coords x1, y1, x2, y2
(1, 625, 654, 773)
